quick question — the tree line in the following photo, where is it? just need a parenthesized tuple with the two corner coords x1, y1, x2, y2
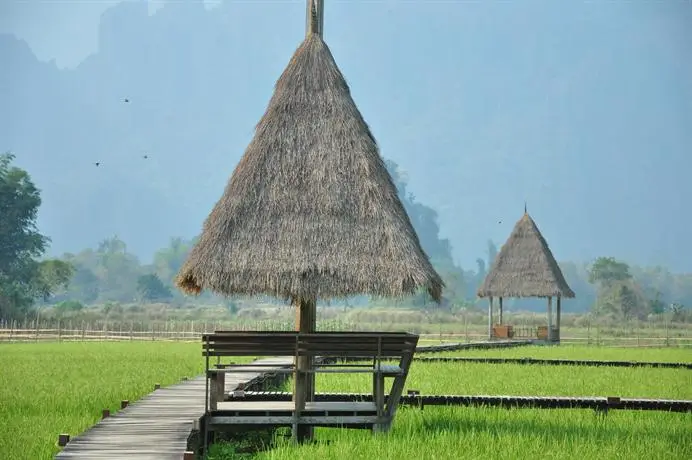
(1, 153, 689, 322)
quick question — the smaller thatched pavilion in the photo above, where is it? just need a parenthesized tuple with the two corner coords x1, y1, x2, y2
(477, 210, 575, 342)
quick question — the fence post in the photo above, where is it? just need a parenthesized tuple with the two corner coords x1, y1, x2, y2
(58, 320, 62, 342)
(665, 318, 670, 347)
(130, 322, 134, 341)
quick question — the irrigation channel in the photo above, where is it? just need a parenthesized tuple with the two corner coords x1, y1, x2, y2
(53, 340, 691, 459)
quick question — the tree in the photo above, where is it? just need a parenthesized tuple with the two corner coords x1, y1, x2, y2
(0, 153, 65, 319)
(31, 259, 75, 302)
(137, 273, 173, 302)
(152, 237, 195, 286)
(588, 257, 632, 286)
(486, 240, 498, 267)
(94, 236, 142, 302)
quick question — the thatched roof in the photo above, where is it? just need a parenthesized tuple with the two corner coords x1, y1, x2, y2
(176, 33, 443, 303)
(477, 212, 575, 299)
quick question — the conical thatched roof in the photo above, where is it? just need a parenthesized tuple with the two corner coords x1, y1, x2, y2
(477, 213, 575, 298)
(176, 33, 443, 303)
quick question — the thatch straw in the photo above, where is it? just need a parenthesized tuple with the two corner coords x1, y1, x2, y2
(477, 213, 575, 299)
(176, 33, 443, 303)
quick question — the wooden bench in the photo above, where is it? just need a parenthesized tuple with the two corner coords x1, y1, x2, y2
(202, 331, 418, 440)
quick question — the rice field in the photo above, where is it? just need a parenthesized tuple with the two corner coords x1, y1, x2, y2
(0, 342, 203, 460)
(212, 346, 692, 460)
(1, 342, 690, 460)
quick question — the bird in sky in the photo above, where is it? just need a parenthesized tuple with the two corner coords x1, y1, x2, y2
(142, 154, 149, 159)
(94, 162, 101, 167)
(123, 98, 130, 103)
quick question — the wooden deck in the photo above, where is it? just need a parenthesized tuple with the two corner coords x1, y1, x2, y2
(55, 357, 292, 459)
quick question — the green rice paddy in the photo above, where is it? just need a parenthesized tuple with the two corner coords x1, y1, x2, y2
(1, 342, 690, 460)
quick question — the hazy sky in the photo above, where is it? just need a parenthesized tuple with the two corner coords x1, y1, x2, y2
(3, 0, 692, 271)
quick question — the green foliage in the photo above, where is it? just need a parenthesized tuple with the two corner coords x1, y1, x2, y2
(136, 273, 172, 301)
(0, 153, 71, 319)
(588, 257, 632, 286)
(31, 260, 75, 301)
(384, 159, 464, 302)
(55, 300, 85, 313)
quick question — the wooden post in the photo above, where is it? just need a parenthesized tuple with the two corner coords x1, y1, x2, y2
(306, 0, 324, 38)
(499, 297, 503, 325)
(210, 372, 225, 411)
(556, 296, 561, 343)
(58, 433, 70, 447)
(487, 297, 493, 339)
(183, 452, 195, 460)
(294, 297, 316, 442)
(120, 400, 129, 409)
(154, 383, 161, 390)
(102, 409, 110, 419)
(547, 297, 553, 342)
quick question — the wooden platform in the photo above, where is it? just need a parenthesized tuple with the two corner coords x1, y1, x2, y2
(55, 357, 292, 459)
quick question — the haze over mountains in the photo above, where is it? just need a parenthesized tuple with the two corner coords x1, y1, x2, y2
(2, 1, 691, 272)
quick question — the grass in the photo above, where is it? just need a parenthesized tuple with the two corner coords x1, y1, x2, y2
(0, 342, 204, 460)
(315, 362, 692, 399)
(1, 342, 690, 460)
(252, 408, 691, 460)
(214, 345, 692, 459)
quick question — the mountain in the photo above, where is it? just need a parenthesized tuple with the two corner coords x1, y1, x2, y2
(2, 1, 691, 272)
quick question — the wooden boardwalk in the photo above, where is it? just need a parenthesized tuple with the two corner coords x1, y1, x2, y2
(54, 341, 528, 459)
(55, 357, 292, 460)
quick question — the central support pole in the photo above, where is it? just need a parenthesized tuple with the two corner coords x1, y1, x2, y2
(294, 297, 316, 442)
(499, 297, 504, 325)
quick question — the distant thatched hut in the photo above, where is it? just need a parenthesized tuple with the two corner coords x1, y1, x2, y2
(478, 211, 574, 342)
(175, 0, 442, 434)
